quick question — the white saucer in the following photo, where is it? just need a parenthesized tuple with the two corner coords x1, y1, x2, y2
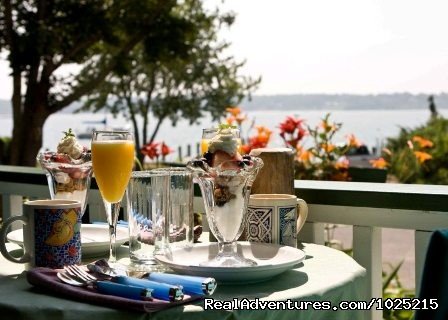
(7, 224, 129, 257)
(155, 242, 305, 283)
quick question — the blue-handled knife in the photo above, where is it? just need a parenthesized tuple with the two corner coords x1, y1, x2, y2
(113, 276, 184, 302)
(148, 273, 217, 296)
(87, 261, 216, 297)
(94, 281, 153, 301)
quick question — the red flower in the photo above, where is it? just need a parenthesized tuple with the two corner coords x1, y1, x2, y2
(160, 142, 173, 157)
(141, 142, 160, 160)
(279, 116, 305, 135)
(278, 116, 306, 149)
(248, 136, 264, 149)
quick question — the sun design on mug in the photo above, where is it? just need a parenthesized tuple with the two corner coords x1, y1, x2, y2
(45, 209, 78, 246)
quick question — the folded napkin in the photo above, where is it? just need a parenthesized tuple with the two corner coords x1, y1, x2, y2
(415, 229, 448, 320)
(26, 268, 203, 313)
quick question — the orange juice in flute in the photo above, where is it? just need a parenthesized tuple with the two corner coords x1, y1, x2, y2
(92, 130, 134, 265)
(201, 126, 241, 155)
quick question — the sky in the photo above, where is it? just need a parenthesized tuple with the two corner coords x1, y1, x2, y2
(0, 0, 447, 99)
(213, 0, 448, 95)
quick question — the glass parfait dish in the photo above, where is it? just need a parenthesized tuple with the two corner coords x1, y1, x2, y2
(188, 155, 263, 267)
(37, 152, 93, 217)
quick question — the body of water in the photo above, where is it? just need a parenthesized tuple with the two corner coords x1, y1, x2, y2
(0, 108, 446, 161)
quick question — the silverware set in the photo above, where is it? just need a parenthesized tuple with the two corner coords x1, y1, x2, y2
(58, 262, 217, 300)
(62, 265, 98, 285)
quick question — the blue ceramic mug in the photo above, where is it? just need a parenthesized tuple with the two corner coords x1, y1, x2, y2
(0, 200, 82, 269)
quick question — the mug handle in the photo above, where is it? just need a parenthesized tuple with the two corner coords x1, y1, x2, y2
(0, 216, 30, 264)
(296, 199, 308, 234)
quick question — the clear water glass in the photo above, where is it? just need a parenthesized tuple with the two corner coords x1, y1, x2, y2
(152, 168, 194, 249)
(127, 170, 170, 271)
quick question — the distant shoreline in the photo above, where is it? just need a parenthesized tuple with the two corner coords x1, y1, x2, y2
(240, 93, 448, 111)
(1, 92, 447, 114)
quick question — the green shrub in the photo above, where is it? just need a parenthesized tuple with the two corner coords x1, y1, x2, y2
(382, 116, 448, 184)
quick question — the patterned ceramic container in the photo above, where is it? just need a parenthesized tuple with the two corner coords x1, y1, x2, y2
(246, 194, 308, 248)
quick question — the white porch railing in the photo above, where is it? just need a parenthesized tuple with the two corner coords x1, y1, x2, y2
(1, 165, 448, 320)
(294, 180, 448, 320)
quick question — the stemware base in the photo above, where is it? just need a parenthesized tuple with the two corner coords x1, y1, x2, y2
(199, 241, 257, 267)
(128, 260, 168, 273)
(200, 253, 257, 267)
(105, 261, 128, 274)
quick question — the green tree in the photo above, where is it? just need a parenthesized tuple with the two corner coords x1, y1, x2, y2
(0, 0, 199, 166)
(79, 0, 260, 163)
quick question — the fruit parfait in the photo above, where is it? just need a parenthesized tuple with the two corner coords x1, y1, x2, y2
(37, 129, 93, 217)
(188, 125, 263, 267)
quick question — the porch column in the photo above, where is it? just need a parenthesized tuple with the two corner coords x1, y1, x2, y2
(353, 225, 382, 320)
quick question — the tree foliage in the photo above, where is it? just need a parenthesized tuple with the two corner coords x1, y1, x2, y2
(0, 0, 216, 165)
(78, 0, 260, 161)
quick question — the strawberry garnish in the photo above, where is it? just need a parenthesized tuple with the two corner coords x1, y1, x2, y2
(50, 154, 70, 163)
(212, 150, 243, 170)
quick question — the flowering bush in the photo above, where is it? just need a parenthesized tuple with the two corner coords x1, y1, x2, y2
(224, 106, 272, 154)
(279, 113, 361, 181)
(370, 116, 448, 184)
(224, 108, 363, 181)
(141, 141, 173, 162)
(225, 106, 247, 126)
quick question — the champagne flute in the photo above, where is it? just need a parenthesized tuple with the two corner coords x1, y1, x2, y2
(201, 127, 242, 155)
(91, 130, 135, 264)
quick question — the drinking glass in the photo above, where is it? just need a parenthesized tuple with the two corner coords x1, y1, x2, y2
(127, 170, 170, 271)
(201, 127, 241, 155)
(152, 167, 194, 248)
(91, 130, 135, 265)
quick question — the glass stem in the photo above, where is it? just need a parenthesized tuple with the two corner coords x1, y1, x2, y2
(218, 241, 237, 257)
(104, 200, 121, 263)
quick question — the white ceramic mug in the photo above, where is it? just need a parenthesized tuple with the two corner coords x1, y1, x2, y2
(246, 194, 308, 248)
(0, 199, 82, 269)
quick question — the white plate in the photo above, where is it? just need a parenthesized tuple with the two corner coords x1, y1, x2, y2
(6, 224, 129, 257)
(156, 242, 305, 283)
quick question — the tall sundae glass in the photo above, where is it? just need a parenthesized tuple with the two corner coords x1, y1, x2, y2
(188, 126, 263, 267)
(37, 129, 92, 217)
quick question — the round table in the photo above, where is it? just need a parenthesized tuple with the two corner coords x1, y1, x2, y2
(0, 242, 366, 320)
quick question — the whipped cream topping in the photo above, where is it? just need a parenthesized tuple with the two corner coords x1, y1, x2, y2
(208, 128, 239, 156)
(57, 134, 84, 159)
(54, 172, 71, 184)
